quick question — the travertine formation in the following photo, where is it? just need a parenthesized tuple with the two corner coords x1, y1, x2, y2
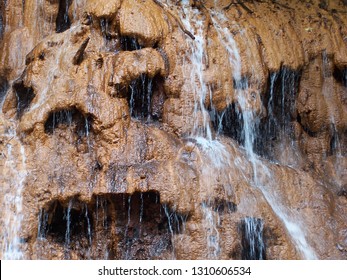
(0, 0, 346, 260)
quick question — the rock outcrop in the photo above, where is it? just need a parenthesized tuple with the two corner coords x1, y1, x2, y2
(0, 0, 346, 260)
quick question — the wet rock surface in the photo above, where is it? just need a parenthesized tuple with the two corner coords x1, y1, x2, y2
(0, 0, 346, 259)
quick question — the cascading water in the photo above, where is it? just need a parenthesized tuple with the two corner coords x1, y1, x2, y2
(170, 0, 238, 258)
(210, 8, 318, 259)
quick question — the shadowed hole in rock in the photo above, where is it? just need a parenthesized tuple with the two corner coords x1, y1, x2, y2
(210, 77, 258, 146)
(120, 36, 143, 51)
(38, 196, 92, 245)
(126, 75, 166, 121)
(13, 81, 35, 118)
(99, 18, 119, 52)
(254, 68, 302, 158)
(328, 125, 346, 156)
(0, 75, 9, 104)
(239, 217, 266, 260)
(0, 10, 4, 41)
(100, 18, 112, 40)
(337, 187, 347, 198)
(211, 70, 301, 159)
(203, 198, 237, 214)
(56, 0, 72, 33)
(329, 125, 339, 156)
(44, 108, 92, 136)
(333, 66, 347, 87)
(211, 102, 245, 146)
(37, 191, 189, 259)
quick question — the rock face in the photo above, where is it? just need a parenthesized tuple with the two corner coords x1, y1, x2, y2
(0, 0, 346, 260)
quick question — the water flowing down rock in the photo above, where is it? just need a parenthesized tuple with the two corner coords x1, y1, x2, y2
(0, 0, 346, 260)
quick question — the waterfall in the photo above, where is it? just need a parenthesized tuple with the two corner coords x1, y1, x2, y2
(180, 0, 213, 140)
(210, 9, 317, 259)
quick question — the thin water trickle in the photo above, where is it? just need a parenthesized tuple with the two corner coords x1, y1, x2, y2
(139, 193, 144, 235)
(163, 204, 176, 259)
(85, 116, 91, 152)
(64, 199, 73, 249)
(267, 73, 279, 139)
(124, 195, 132, 260)
(201, 202, 220, 259)
(37, 209, 48, 240)
(84, 204, 92, 246)
(179, 1, 212, 140)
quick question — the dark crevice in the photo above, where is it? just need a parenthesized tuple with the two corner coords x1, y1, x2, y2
(38, 196, 92, 245)
(328, 125, 346, 156)
(337, 187, 347, 198)
(127, 75, 166, 121)
(0, 75, 9, 104)
(254, 68, 302, 158)
(0, 13, 4, 41)
(333, 66, 347, 87)
(210, 77, 253, 146)
(329, 126, 339, 156)
(203, 198, 237, 214)
(0, 0, 5, 41)
(120, 36, 143, 51)
(37, 191, 189, 259)
(13, 81, 35, 118)
(56, 0, 72, 33)
(99, 18, 119, 52)
(239, 217, 266, 260)
(211, 69, 301, 159)
(44, 108, 93, 137)
(211, 103, 245, 146)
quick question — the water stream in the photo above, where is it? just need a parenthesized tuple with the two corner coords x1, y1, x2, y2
(170, 1, 318, 259)
(1, 126, 27, 259)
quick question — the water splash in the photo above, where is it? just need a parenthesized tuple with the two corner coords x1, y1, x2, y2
(201, 202, 220, 258)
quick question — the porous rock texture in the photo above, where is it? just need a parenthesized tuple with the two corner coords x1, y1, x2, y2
(0, 0, 346, 259)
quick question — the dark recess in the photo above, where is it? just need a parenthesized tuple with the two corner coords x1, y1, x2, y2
(333, 66, 347, 87)
(204, 198, 237, 214)
(13, 81, 35, 118)
(211, 103, 245, 146)
(254, 68, 302, 158)
(120, 36, 143, 51)
(44, 108, 92, 137)
(210, 77, 253, 146)
(0, 76, 9, 103)
(126, 75, 166, 121)
(239, 217, 266, 260)
(56, 0, 72, 33)
(37, 191, 189, 259)
(0, 14, 4, 41)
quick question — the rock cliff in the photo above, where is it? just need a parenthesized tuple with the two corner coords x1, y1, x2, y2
(0, 0, 346, 259)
